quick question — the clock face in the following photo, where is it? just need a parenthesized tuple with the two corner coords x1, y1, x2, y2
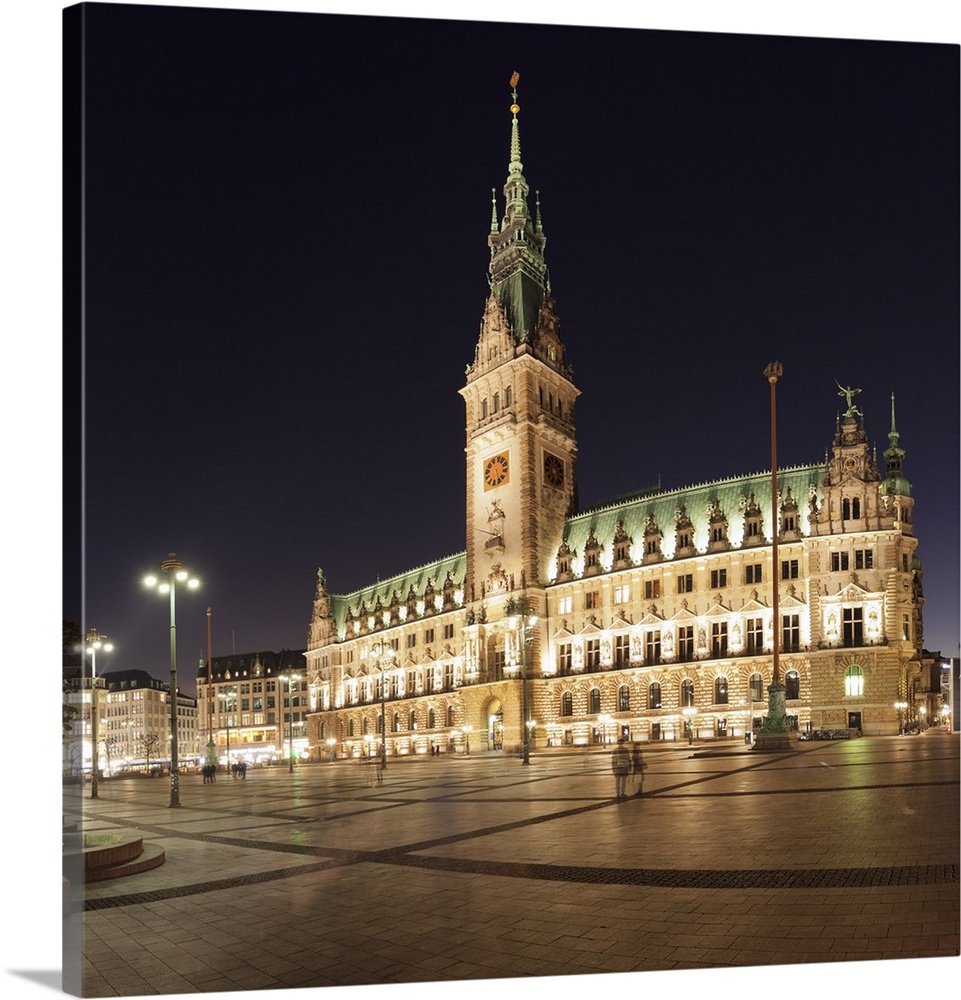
(483, 453, 510, 490)
(544, 453, 565, 488)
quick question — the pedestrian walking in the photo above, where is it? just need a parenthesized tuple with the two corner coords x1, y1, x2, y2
(631, 742, 647, 796)
(611, 739, 631, 799)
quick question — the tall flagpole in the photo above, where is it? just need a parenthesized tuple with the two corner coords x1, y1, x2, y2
(755, 362, 792, 752)
(205, 606, 218, 768)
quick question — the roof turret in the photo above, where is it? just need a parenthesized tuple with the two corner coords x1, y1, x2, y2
(881, 391, 912, 496)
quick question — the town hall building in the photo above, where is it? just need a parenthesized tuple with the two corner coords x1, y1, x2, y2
(302, 81, 924, 760)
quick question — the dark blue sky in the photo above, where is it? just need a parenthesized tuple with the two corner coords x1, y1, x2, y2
(68, 5, 959, 694)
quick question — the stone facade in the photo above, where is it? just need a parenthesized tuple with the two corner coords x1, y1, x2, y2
(303, 84, 923, 761)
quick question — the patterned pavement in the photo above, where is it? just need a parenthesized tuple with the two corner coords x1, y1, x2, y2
(62, 730, 959, 997)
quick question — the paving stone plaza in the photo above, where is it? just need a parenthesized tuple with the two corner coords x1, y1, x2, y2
(62, 731, 958, 997)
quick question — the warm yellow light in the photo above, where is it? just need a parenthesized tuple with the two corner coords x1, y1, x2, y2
(158, 582, 170, 594)
(188, 578, 200, 589)
(143, 574, 157, 587)
(175, 570, 188, 581)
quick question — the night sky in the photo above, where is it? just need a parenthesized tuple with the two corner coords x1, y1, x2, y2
(1, 4, 951, 998)
(68, 5, 958, 696)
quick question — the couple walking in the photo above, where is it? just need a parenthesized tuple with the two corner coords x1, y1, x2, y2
(610, 738, 646, 799)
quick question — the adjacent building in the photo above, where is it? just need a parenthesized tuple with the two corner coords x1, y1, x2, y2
(302, 83, 925, 760)
(195, 650, 309, 766)
(62, 666, 199, 774)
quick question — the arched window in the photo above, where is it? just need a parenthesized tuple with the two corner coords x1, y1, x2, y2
(714, 676, 729, 705)
(785, 670, 800, 700)
(428, 708, 436, 729)
(446, 705, 455, 727)
(681, 678, 695, 707)
(749, 672, 764, 702)
(589, 688, 601, 713)
(320, 721, 326, 740)
(393, 712, 401, 733)
(649, 682, 662, 710)
(364, 717, 371, 735)
(561, 691, 573, 716)
(348, 719, 355, 738)
(409, 709, 417, 730)
(844, 665, 865, 697)
(618, 685, 630, 712)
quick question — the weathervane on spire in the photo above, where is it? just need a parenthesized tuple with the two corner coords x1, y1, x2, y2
(510, 70, 520, 113)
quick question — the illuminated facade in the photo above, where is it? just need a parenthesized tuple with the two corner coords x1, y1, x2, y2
(196, 651, 310, 766)
(61, 668, 200, 774)
(303, 84, 924, 759)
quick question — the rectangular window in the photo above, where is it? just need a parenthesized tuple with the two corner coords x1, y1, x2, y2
(854, 549, 873, 570)
(645, 630, 661, 665)
(644, 579, 661, 599)
(585, 639, 601, 671)
(902, 614, 910, 641)
(711, 622, 728, 658)
(424, 628, 435, 645)
(614, 634, 630, 667)
(558, 643, 572, 675)
(710, 568, 727, 589)
(782, 614, 800, 652)
(831, 552, 850, 572)
(677, 625, 694, 661)
(585, 591, 601, 610)
(677, 574, 693, 594)
(557, 595, 573, 615)
(781, 559, 799, 580)
(745, 563, 762, 585)
(842, 607, 863, 648)
(443, 624, 455, 640)
(614, 584, 630, 604)
(443, 663, 454, 689)
(746, 618, 764, 655)
(406, 633, 417, 648)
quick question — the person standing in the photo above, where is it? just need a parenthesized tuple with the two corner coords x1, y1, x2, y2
(611, 739, 631, 799)
(631, 742, 646, 796)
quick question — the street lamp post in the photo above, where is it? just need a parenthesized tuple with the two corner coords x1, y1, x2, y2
(895, 700, 907, 736)
(144, 553, 199, 807)
(463, 724, 473, 757)
(919, 705, 927, 731)
(218, 688, 236, 769)
(372, 640, 394, 772)
(280, 669, 302, 773)
(507, 597, 537, 766)
(598, 713, 613, 745)
(683, 706, 697, 745)
(84, 629, 113, 799)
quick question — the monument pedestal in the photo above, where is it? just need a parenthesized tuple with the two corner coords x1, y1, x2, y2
(753, 679, 794, 752)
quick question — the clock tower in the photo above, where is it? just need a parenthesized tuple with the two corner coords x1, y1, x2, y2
(460, 76, 579, 609)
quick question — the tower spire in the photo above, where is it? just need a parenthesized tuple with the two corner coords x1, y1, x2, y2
(486, 71, 548, 344)
(882, 390, 911, 495)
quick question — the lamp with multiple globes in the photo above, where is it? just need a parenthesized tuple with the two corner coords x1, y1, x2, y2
(280, 669, 303, 773)
(144, 553, 200, 807)
(84, 628, 113, 798)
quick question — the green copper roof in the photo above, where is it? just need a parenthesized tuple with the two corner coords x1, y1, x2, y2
(330, 551, 468, 640)
(560, 464, 823, 570)
(881, 391, 911, 496)
(488, 74, 549, 344)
